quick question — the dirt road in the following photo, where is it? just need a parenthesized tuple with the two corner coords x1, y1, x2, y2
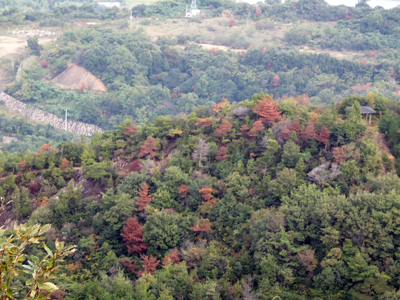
(0, 36, 54, 59)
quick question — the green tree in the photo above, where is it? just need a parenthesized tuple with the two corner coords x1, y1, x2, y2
(27, 36, 43, 56)
(0, 224, 75, 300)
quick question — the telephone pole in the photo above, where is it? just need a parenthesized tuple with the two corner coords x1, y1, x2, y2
(65, 109, 68, 132)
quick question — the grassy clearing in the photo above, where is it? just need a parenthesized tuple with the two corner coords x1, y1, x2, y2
(128, 17, 360, 60)
(131, 17, 284, 49)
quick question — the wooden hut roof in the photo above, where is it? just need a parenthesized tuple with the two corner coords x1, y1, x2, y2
(361, 106, 376, 114)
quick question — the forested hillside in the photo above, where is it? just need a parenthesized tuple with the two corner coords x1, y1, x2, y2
(2, 92, 400, 299)
(5, 22, 400, 130)
(2, 0, 400, 299)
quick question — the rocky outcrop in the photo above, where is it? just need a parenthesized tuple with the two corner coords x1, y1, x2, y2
(0, 92, 104, 136)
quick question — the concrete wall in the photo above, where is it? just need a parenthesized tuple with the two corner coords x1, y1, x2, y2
(0, 92, 104, 136)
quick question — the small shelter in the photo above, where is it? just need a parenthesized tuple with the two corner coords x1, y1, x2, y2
(361, 106, 376, 125)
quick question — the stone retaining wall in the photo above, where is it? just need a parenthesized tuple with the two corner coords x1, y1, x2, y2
(0, 92, 104, 136)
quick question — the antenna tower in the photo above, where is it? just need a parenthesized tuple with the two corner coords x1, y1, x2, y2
(190, 0, 197, 11)
(185, 0, 200, 18)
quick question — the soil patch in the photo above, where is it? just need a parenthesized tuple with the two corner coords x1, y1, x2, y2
(52, 63, 107, 92)
(299, 47, 358, 60)
(0, 36, 54, 59)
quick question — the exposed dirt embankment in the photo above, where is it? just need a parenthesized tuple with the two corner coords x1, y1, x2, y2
(52, 63, 107, 92)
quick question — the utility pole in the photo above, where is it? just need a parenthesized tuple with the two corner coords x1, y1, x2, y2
(65, 109, 68, 132)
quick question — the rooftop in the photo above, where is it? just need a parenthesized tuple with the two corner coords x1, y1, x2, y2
(361, 106, 377, 114)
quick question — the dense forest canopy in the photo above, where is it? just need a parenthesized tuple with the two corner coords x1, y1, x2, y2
(2, 92, 400, 299)
(2, 0, 400, 299)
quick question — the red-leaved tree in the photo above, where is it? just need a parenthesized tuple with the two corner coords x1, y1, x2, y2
(302, 123, 317, 141)
(162, 248, 181, 266)
(216, 146, 228, 160)
(18, 160, 26, 168)
(129, 159, 143, 173)
(215, 120, 233, 140)
(136, 182, 153, 211)
(255, 6, 262, 17)
(121, 217, 148, 254)
(123, 124, 137, 136)
(40, 59, 48, 68)
(291, 119, 302, 139)
(271, 75, 280, 87)
(316, 125, 329, 145)
(122, 259, 137, 273)
(140, 255, 160, 275)
(138, 137, 158, 159)
(178, 185, 189, 198)
(252, 96, 281, 125)
(60, 158, 70, 168)
(248, 119, 265, 137)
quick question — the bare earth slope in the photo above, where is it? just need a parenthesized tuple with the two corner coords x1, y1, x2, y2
(52, 63, 107, 92)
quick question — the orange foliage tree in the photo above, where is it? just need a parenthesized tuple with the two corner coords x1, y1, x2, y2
(240, 124, 249, 133)
(60, 158, 70, 168)
(212, 97, 230, 113)
(123, 124, 137, 136)
(252, 96, 281, 125)
(199, 187, 215, 205)
(162, 248, 181, 266)
(248, 119, 265, 137)
(215, 120, 233, 140)
(178, 185, 189, 198)
(140, 255, 160, 275)
(39, 143, 52, 152)
(196, 118, 212, 127)
(138, 137, 158, 159)
(136, 182, 153, 211)
(121, 217, 148, 254)
(332, 147, 346, 164)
